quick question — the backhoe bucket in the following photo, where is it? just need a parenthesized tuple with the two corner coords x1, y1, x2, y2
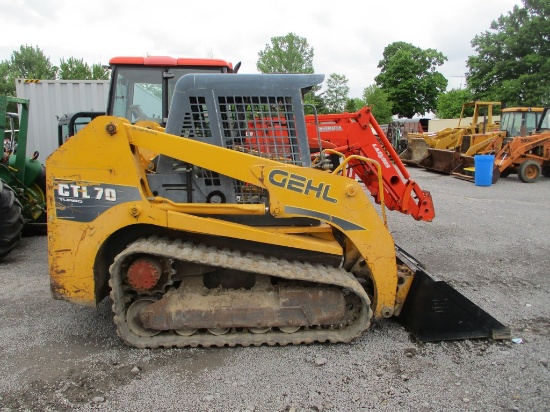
(399, 138, 429, 166)
(417, 148, 462, 174)
(396, 246, 511, 341)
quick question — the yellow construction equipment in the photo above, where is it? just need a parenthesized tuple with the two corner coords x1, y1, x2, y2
(46, 73, 510, 348)
(399, 102, 502, 173)
(452, 107, 549, 183)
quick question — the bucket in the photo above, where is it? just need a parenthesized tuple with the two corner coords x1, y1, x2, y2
(474, 154, 495, 186)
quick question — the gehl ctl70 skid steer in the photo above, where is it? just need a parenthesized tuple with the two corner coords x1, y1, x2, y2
(46, 74, 509, 348)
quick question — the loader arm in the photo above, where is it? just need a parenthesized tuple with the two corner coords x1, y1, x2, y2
(305, 107, 435, 221)
(495, 132, 550, 171)
(461, 131, 507, 156)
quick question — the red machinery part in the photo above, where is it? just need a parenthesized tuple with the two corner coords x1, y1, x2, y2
(126, 258, 162, 293)
(306, 107, 435, 222)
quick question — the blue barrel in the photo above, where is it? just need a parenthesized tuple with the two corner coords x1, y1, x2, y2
(474, 155, 495, 186)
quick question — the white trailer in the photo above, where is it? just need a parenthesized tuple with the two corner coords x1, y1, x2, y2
(15, 78, 109, 160)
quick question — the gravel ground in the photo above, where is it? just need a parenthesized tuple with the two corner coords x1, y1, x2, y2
(0, 168, 549, 412)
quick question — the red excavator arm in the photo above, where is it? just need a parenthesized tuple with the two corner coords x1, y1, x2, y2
(306, 106, 435, 222)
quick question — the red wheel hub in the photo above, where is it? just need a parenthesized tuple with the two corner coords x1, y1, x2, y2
(126, 258, 162, 292)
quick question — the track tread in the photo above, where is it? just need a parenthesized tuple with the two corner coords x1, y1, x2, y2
(109, 236, 372, 348)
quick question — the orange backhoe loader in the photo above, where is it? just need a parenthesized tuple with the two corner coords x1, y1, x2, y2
(452, 107, 548, 183)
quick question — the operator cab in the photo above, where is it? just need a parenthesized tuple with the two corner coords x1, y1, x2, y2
(57, 56, 237, 146)
(537, 107, 550, 132)
(500, 107, 543, 137)
(107, 56, 236, 127)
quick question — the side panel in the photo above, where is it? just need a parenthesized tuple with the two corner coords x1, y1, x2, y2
(46, 117, 156, 305)
(48, 205, 165, 305)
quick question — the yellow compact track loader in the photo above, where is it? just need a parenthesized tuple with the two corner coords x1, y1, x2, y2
(46, 74, 509, 348)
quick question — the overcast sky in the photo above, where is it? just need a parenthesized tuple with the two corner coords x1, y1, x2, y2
(1, 0, 521, 98)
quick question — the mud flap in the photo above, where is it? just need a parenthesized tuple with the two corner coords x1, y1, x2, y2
(395, 246, 511, 342)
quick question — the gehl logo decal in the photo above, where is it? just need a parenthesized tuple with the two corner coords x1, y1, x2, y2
(268, 170, 337, 203)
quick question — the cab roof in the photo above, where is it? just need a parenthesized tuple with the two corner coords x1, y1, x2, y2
(109, 56, 233, 70)
(502, 107, 544, 112)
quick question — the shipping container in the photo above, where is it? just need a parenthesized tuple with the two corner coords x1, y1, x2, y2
(15, 78, 109, 159)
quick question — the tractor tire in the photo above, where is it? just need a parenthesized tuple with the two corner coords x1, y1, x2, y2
(542, 165, 550, 178)
(517, 160, 541, 183)
(0, 181, 24, 259)
(22, 165, 47, 236)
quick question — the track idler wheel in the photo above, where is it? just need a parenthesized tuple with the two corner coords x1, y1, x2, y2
(175, 328, 197, 336)
(249, 327, 271, 334)
(126, 298, 161, 337)
(208, 328, 230, 336)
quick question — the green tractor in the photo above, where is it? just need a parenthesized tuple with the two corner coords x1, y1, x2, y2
(0, 96, 47, 259)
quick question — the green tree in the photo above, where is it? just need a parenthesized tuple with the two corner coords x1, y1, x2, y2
(256, 33, 314, 74)
(303, 91, 327, 115)
(0, 61, 11, 96)
(375, 42, 448, 118)
(91, 63, 110, 80)
(1, 45, 57, 95)
(362, 84, 393, 124)
(436, 88, 474, 118)
(345, 98, 366, 113)
(58, 57, 110, 80)
(257, 33, 321, 113)
(8, 44, 57, 79)
(324, 73, 349, 113)
(58, 57, 92, 80)
(466, 0, 550, 106)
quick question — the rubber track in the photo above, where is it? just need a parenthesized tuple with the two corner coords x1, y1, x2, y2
(109, 236, 372, 349)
